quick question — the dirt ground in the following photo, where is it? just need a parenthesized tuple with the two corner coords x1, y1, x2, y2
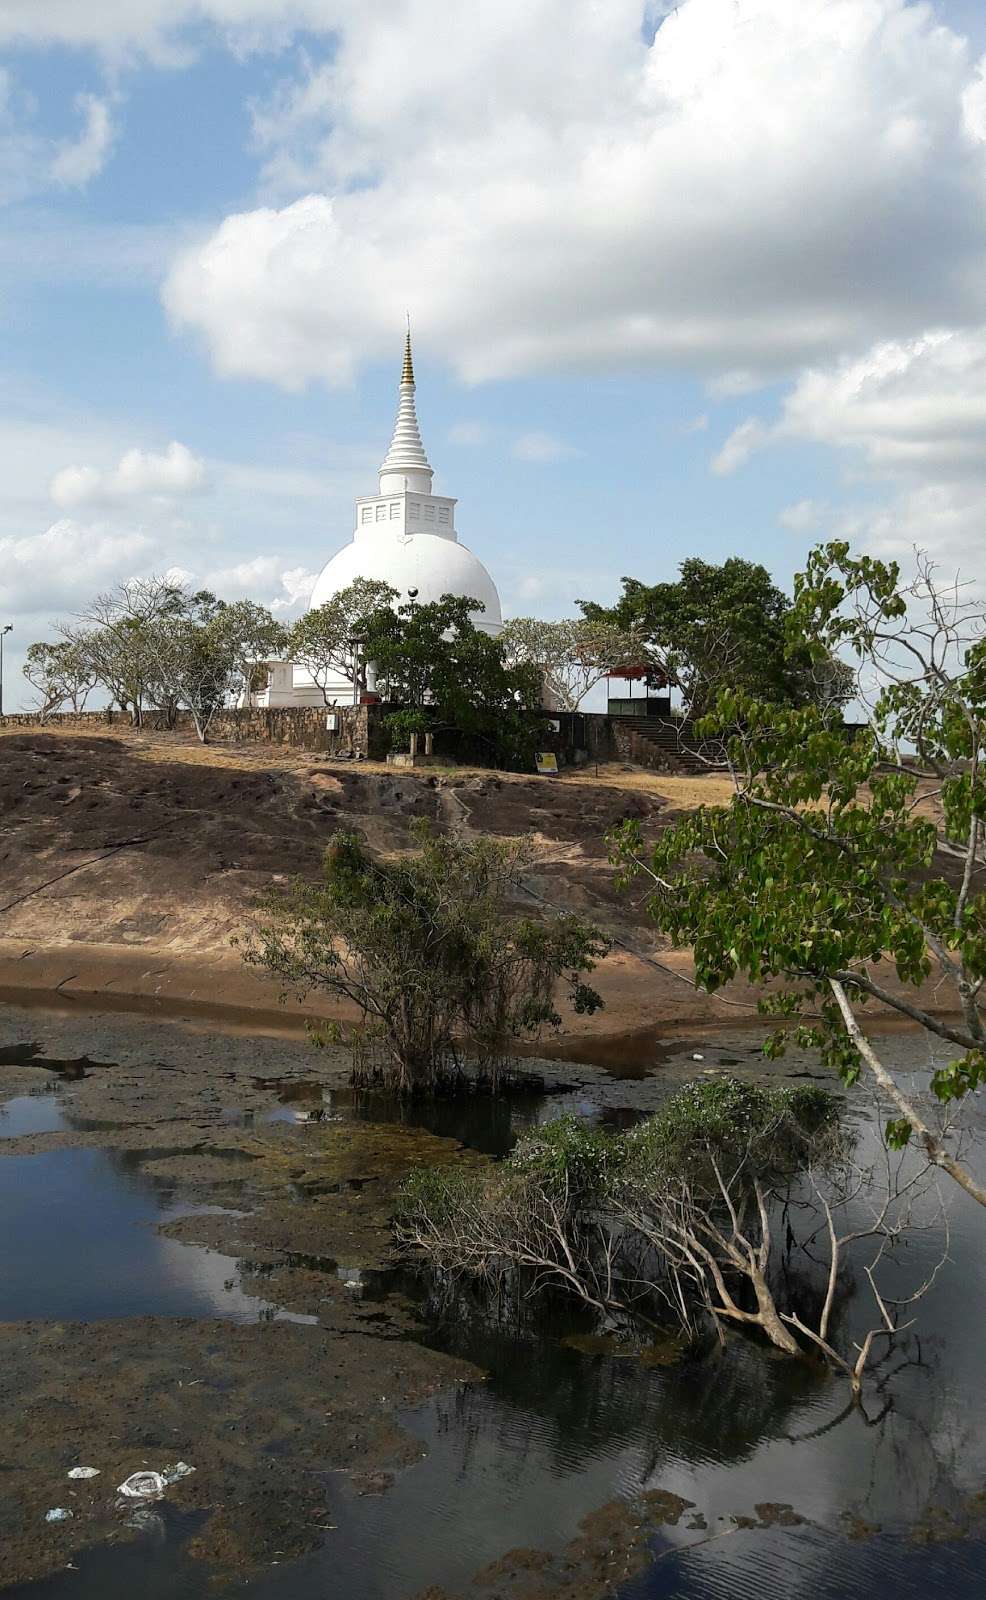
(0, 726, 761, 1049)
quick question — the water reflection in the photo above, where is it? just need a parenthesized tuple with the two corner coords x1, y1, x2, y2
(0, 1146, 300, 1324)
(0, 1089, 69, 1139)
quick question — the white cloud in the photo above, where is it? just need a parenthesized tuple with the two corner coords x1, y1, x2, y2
(681, 414, 709, 435)
(724, 326, 986, 574)
(781, 330, 986, 476)
(778, 499, 825, 533)
(711, 418, 770, 476)
(512, 431, 577, 464)
(51, 441, 209, 508)
(0, 521, 156, 618)
(200, 554, 315, 611)
(165, 0, 986, 391)
(50, 94, 115, 187)
(0, 76, 115, 204)
(0, 2, 334, 59)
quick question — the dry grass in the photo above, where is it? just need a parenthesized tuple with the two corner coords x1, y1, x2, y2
(0, 724, 733, 810)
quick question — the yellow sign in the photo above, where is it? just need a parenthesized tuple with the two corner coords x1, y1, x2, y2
(535, 752, 559, 775)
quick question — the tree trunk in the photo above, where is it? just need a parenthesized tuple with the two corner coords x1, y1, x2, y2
(749, 1263, 801, 1355)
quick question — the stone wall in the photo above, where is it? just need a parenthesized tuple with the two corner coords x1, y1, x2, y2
(207, 705, 381, 757)
(0, 704, 386, 758)
(611, 721, 678, 772)
(0, 709, 122, 732)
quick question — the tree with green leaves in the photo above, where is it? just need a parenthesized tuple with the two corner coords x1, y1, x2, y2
(22, 639, 97, 719)
(247, 821, 607, 1095)
(288, 578, 398, 704)
(499, 616, 646, 710)
(580, 557, 852, 718)
(611, 543, 986, 1209)
(365, 593, 542, 765)
(221, 598, 289, 707)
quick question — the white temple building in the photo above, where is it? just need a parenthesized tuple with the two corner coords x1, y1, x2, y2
(255, 334, 503, 707)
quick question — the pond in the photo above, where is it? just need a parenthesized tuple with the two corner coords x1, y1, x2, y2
(3, 1016, 986, 1599)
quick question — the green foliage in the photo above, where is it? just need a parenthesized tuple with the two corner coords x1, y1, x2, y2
(288, 579, 398, 704)
(383, 708, 431, 750)
(508, 1114, 628, 1196)
(580, 556, 852, 716)
(247, 820, 607, 1095)
(396, 1077, 848, 1358)
(623, 1078, 845, 1191)
(23, 639, 97, 716)
(610, 541, 986, 1136)
(366, 593, 542, 766)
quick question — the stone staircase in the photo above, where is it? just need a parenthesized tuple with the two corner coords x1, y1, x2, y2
(613, 715, 729, 773)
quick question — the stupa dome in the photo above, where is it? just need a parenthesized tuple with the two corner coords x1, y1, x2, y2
(309, 529, 502, 631)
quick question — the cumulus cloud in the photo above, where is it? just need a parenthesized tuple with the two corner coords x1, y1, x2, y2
(0, 1, 333, 58)
(165, 0, 986, 390)
(723, 326, 986, 574)
(200, 554, 315, 611)
(50, 441, 209, 509)
(0, 521, 156, 617)
(512, 432, 577, 464)
(50, 94, 115, 187)
(780, 330, 986, 476)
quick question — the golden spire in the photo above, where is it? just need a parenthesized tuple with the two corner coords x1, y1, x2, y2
(401, 323, 415, 386)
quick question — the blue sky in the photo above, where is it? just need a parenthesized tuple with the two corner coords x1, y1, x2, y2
(2, 0, 986, 706)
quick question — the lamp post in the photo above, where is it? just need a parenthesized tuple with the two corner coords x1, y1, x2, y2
(348, 635, 365, 708)
(0, 624, 11, 717)
(406, 587, 419, 707)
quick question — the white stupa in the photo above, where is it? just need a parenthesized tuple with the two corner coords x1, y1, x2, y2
(259, 333, 503, 707)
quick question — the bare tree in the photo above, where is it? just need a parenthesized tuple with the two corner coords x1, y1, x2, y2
(22, 640, 97, 720)
(68, 577, 185, 725)
(398, 1079, 947, 1396)
(500, 617, 646, 711)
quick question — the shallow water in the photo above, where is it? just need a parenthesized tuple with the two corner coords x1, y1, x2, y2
(0, 1091, 70, 1139)
(5, 1023, 986, 1599)
(264, 1081, 643, 1156)
(0, 1145, 306, 1324)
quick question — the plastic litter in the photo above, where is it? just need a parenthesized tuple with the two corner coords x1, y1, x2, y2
(45, 1507, 74, 1523)
(116, 1462, 195, 1499)
(691, 1053, 705, 1061)
(67, 1467, 100, 1480)
(117, 1472, 166, 1499)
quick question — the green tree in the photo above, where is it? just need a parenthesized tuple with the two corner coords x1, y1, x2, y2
(365, 594, 542, 765)
(288, 579, 398, 704)
(247, 821, 607, 1095)
(222, 599, 289, 707)
(580, 557, 852, 717)
(610, 543, 986, 1209)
